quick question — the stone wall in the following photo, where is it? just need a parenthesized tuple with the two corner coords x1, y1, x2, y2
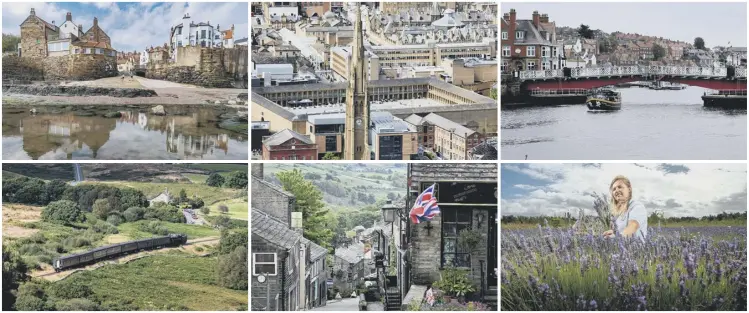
(147, 46, 247, 88)
(42, 54, 117, 80)
(250, 239, 287, 311)
(20, 22, 47, 59)
(1, 56, 45, 82)
(410, 207, 490, 287)
(250, 176, 294, 226)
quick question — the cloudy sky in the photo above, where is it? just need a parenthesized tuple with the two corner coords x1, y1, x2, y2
(504, 2, 747, 47)
(501, 163, 747, 218)
(2, 2, 248, 52)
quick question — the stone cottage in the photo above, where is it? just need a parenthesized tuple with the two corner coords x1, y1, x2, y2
(15, 8, 118, 81)
(390, 163, 498, 309)
(148, 188, 172, 206)
(250, 164, 328, 311)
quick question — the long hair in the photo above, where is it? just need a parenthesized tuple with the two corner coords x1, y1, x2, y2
(609, 175, 632, 219)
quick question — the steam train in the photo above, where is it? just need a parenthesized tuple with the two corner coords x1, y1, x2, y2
(52, 233, 188, 272)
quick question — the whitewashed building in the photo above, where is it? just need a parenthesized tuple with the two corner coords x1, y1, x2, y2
(170, 13, 235, 60)
(140, 50, 149, 67)
(58, 12, 82, 39)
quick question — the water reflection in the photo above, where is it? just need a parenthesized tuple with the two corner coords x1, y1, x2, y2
(2, 107, 248, 160)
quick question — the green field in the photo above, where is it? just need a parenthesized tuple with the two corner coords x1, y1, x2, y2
(182, 174, 209, 184)
(96, 181, 242, 205)
(174, 164, 248, 173)
(117, 221, 219, 240)
(206, 198, 248, 220)
(51, 252, 247, 310)
(263, 163, 405, 203)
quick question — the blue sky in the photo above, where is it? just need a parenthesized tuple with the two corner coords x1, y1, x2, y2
(501, 163, 747, 218)
(2, 2, 248, 52)
(504, 2, 747, 47)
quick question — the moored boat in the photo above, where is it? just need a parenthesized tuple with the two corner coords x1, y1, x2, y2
(586, 89, 622, 111)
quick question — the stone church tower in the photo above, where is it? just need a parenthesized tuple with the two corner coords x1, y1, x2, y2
(344, 3, 370, 160)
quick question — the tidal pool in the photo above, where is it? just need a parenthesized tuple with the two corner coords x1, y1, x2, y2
(2, 105, 248, 160)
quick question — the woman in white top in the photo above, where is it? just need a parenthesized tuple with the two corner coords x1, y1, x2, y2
(602, 175, 648, 241)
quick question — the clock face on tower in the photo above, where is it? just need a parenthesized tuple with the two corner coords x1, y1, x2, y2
(356, 118, 363, 126)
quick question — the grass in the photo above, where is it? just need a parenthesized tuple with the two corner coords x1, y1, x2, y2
(183, 174, 209, 184)
(96, 181, 241, 205)
(206, 198, 248, 220)
(174, 164, 248, 173)
(54, 251, 247, 310)
(117, 221, 219, 240)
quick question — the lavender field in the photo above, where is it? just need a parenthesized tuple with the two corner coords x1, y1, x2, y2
(501, 225, 747, 310)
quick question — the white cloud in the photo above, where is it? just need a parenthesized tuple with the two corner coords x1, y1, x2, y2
(2, 2, 248, 52)
(502, 164, 747, 218)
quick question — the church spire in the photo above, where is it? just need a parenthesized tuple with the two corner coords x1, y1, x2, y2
(344, 3, 370, 160)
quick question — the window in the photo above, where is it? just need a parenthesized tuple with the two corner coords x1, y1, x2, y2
(178, 27, 182, 35)
(501, 32, 508, 40)
(527, 61, 537, 70)
(201, 30, 206, 39)
(527, 46, 535, 57)
(516, 31, 524, 39)
(253, 253, 277, 275)
(501, 61, 508, 72)
(542, 47, 549, 57)
(502, 46, 510, 57)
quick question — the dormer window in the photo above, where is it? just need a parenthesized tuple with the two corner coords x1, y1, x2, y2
(516, 31, 524, 39)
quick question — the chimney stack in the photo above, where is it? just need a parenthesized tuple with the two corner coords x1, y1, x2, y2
(30, 8, 35, 16)
(509, 9, 517, 44)
(532, 10, 540, 28)
(66, 12, 72, 22)
(503, 13, 509, 21)
(251, 164, 264, 178)
(93, 17, 98, 27)
(540, 14, 549, 23)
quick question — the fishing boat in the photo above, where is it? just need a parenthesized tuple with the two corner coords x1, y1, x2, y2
(586, 89, 621, 111)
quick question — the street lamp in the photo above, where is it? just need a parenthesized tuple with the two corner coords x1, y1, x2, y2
(381, 200, 402, 223)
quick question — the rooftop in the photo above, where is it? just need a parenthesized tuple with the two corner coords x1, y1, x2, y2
(411, 163, 498, 182)
(263, 129, 314, 146)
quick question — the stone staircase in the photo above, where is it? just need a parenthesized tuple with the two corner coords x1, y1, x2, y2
(385, 287, 401, 311)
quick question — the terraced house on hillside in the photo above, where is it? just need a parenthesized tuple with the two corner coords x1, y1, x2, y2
(19, 8, 116, 58)
(250, 164, 328, 311)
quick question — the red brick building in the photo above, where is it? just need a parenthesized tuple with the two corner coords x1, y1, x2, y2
(501, 9, 562, 73)
(262, 129, 318, 160)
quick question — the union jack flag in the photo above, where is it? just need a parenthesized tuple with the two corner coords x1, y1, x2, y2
(409, 184, 440, 224)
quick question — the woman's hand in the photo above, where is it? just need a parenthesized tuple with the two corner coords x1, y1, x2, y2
(602, 229, 614, 238)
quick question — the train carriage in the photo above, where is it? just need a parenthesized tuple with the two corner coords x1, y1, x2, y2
(52, 234, 187, 272)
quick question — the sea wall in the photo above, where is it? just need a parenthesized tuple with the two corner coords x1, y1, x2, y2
(2, 54, 117, 83)
(147, 46, 248, 88)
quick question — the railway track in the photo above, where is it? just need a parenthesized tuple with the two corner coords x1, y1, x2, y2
(31, 236, 220, 281)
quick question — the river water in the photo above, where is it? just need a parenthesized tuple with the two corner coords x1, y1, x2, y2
(502, 86, 746, 160)
(2, 106, 248, 160)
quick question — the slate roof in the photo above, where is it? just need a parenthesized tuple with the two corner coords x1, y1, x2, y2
(404, 114, 424, 126)
(336, 242, 364, 264)
(411, 163, 497, 182)
(422, 113, 475, 138)
(262, 129, 314, 147)
(513, 19, 549, 45)
(251, 208, 300, 250)
(302, 238, 328, 261)
(252, 92, 295, 120)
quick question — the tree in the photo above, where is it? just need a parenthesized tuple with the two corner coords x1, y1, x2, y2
(214, 215, 232, 229)
(3, 246, 29, 310)
(219, 228, 249, 255)
(653, 43, 666, 60)
(206, 173, 225, 187)
(41, 200, 84, 225)
(200, 206, 210, 215)
(225, 171, 248, 189)
(179, 189, 188, 204)
(123, 206, 145, 222)
(694, 37, 706, 50)
(322, 152, 340, 160)
(387, 192, 396, 200)
(42, 179, 68, 205)
(217, 246, 248, 290)
(189, 197, 205, 210)
(2, 33, 21, 53)
(117, 188, 148, 212)
(218, 204, 229, 214)
(106, 214, 124, 226)
(489, 88, 497, 100)
(276, 169, 333, 248)
(92, 198, 110, 220)
(14, 282, 48, 311)
(577, 24, 594, 39)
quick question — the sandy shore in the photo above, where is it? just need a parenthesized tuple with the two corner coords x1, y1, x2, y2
(3, 76, 247, 106)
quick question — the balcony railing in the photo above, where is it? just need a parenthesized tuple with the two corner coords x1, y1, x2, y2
(519, 65, 748, 80)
